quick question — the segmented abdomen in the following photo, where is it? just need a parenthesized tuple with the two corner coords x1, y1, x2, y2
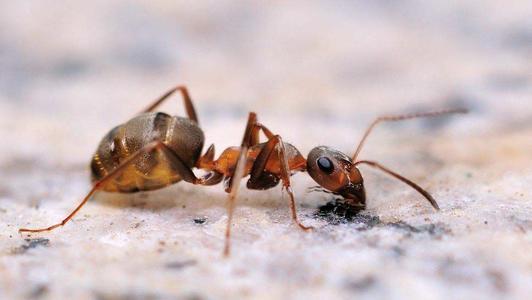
(90, 112, 204, 193)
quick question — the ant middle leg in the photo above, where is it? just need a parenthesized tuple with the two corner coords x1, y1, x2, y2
(140, 85, 199, 123)
(248, 135, 313, 231)
(19, 141, 205, 233)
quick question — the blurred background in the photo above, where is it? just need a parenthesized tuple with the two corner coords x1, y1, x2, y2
(0, 0, 530, 164)
(0, 1, 531, 299)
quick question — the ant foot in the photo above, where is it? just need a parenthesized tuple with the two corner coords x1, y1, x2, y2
(297, 222, 314, 231)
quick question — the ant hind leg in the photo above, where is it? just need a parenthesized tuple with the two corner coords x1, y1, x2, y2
(19, 141, 204, 234)
(140, 85, 199, 124)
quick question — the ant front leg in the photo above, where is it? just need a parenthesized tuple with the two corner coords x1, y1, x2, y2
(19, 141, 205, 233)
(248, 135, 313, 231)
(140, 85, 199, 124)
(250, 122, 275, 145)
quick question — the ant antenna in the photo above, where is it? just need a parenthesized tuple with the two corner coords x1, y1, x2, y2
(352, 108, 468, 161)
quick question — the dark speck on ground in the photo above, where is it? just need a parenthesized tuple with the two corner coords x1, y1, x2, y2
(486, 269, 508, 293)
(193, 217, 207, 225)
(390, 246, 406, 257)
(28, 285, 48, 299)
(164, 259, 197, 270)
(94, 291, 163, 300)
(12, 238, 50, 254)
(387, 221, 451, 238)
(344, 275, 376, 292)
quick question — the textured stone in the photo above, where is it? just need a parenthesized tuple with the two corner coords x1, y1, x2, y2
(1, 1, 531, 299)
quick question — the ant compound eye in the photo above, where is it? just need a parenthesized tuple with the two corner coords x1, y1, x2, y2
(317, 157, 334, 174)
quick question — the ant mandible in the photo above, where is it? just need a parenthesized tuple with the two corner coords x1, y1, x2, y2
(19, 84, 467, 256)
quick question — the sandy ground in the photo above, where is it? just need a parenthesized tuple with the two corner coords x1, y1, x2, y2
(1, 1, 531, 299)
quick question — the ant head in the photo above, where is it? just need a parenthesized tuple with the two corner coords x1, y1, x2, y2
(307, 146, 366, 206)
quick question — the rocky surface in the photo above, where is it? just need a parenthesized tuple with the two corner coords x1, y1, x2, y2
(1, 1, 531, 299)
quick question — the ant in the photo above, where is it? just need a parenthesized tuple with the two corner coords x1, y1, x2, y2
(19, 84, 467, 256)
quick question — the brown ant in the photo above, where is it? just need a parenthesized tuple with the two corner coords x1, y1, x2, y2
(18, 84, 467, 256)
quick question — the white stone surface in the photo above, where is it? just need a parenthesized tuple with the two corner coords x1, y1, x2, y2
(1, 1, 531, 299)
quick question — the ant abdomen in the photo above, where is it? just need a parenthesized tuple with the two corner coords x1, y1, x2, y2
(90, 112, 204, 193)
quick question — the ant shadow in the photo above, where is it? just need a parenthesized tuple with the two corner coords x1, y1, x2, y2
(92, 184, 228, 213)
(90, 184, 290, 212)
(90, 181, 315, 222)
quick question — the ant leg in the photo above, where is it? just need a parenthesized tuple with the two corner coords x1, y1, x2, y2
(250, 122, 275, 145)
(197, 119, 271, 184)
(222, 112, 257, 255)
(353, 160, 439, 210)
(248, 135, 313, 231)
(155, 143, 205, 185)
(19, 141, 203, 233)
(140, 85, 199, 124)
(352, 108, 468, 161)
(223, 112, 257, 256)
